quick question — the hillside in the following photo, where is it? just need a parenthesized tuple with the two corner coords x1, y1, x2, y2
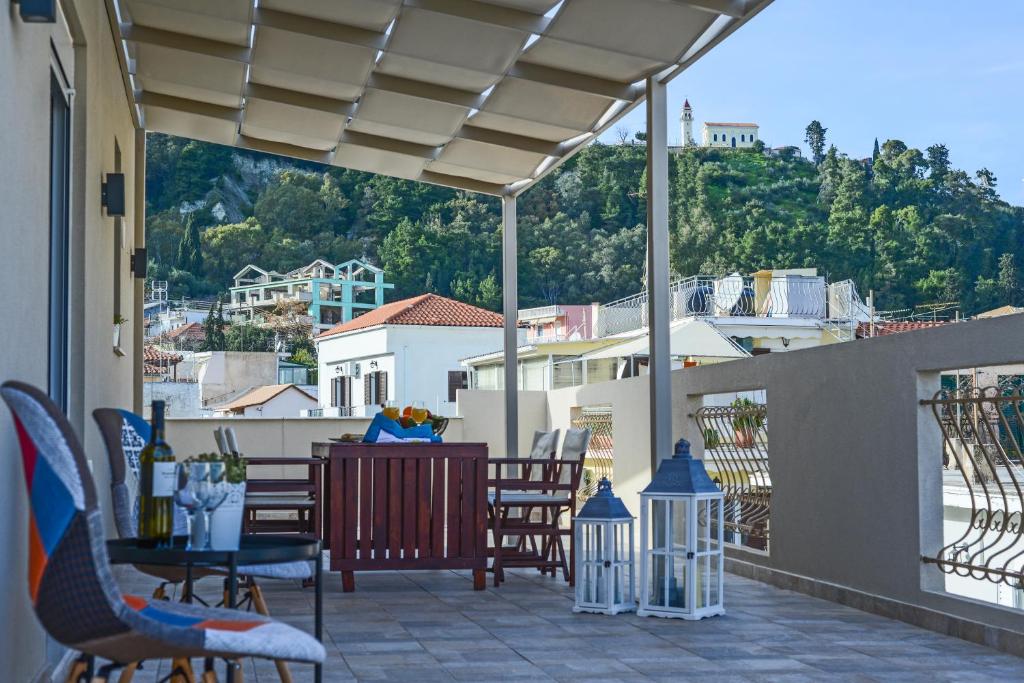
(146, 132, 1024, 315)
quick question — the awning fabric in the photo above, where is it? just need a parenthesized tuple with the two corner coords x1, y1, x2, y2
(581, 318, 748, 360)
(110, 0, 772, 196)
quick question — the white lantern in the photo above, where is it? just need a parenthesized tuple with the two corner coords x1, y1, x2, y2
(638, 438, 725, 620)
(573, 478, 635, 615)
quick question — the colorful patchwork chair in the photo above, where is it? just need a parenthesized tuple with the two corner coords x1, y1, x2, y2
(3, 381, 325, 681)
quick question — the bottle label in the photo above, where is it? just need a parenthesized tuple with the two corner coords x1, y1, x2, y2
(151, 462, 176, 497)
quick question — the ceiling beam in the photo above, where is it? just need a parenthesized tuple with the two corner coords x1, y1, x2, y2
(365, 72, 483, 109)
(139, 91, 243, 123)
(417, 170, 507, 196)
(403, 0, 551, 34)
(236, 135, 334, 164)
(244, 82, 356, 117)
(253, 8, 387, 51)
(673, 0, 748, 18)
(455, 124, 560, 156)
(340, 130, 443, 160)
(120, 23, 252, 63)
(507, 62, 640, 101)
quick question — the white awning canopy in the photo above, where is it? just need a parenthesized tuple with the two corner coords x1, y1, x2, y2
(108, 0, 772, 195)
(581, 318, 748, 360)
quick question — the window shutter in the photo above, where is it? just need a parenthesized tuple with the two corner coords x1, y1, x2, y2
(377, 371, 388, 402)
(364, 373, 372, 404)
(448, 370, 467, 403)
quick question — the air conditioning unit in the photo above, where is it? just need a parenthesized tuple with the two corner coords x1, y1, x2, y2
(341, 361, 361, 378)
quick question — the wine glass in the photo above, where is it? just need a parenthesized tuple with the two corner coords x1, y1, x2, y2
(196, 461, 228, 550)
(410, 400, 428, 425)
(173, 463, 203, 550)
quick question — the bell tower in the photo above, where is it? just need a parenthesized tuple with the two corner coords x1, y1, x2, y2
(681, 99, 694, 146)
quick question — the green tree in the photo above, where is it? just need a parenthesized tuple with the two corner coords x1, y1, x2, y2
(224, 324, 274, 352)
(804, 120, 828, 165)
(176, 213, 203, 275)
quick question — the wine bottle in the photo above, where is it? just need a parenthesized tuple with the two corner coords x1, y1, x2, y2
(138, 400, 175, 547)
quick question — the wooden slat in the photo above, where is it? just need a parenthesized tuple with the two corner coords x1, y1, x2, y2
(329, 455, 344, 570)
(372, 457, 387, 561)
(388, 458, 402, 560)
(474, 453, 487, 557)
(359, 456, 371, 560)
(431, 458, 445, 558)
(343, 456, 358, 562)
(402, 458, 417, 560)
(417, 458, 431, 558)
(460, 457, 475, 558)
(446, 456, 462, 559)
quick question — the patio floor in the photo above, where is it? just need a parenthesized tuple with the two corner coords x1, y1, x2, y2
(111, 565, 1024, 682)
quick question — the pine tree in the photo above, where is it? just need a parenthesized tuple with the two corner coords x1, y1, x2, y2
(872, 138, 880, 162)
(176, 212, 203, 274)
(804, 120, 828, 165)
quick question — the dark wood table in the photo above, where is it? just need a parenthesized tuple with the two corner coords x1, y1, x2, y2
(107, 535, 323, 683)
(313, 441, 488, 592)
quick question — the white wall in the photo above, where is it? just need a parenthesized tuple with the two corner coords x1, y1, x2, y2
(195, 351, 278, 403)
(1, 2, 140, 678)
(702, 124, 758, 147)
(318, 325, 504, 415)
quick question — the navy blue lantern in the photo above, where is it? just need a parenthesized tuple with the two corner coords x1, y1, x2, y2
(638, 438, 725, 619)
(573, 478, 635, 615)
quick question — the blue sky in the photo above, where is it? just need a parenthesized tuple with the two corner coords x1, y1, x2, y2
(602, 1, 1024, 206)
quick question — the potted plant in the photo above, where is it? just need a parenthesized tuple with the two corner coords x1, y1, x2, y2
(731, 397, 764, 448)
(113, 314, 128, 348)
(703, 427, 721, 449)
(207, 451, 247, 551)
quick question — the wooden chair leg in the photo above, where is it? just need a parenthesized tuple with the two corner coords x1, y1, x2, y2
(250, 584, 294, 683)
(170, 658, 196, 683)
(152, 583, 167, 600)
(117, 662, 139, 683)
(67, 656, 89, 683)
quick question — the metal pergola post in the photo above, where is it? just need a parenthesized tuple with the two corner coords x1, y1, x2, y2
(502, 194, 519, 458)
(646, 76, 671, 474)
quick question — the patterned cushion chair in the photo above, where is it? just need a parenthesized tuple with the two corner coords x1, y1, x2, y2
(93, 408, 312, 682)
(3, 382, 324, 682)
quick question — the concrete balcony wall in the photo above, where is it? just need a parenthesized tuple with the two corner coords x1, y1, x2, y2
(461, 313, 1024, 645)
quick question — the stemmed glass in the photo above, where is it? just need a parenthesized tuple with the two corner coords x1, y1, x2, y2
(173, 463, 203, 550)
(195, 460, 228, 551)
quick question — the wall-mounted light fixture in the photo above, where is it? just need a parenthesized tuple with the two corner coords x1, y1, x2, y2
(14, 0, 56, 23)
(130, 247, 148, 279)
(781, 337, 791, 348)
(101, 173, 125, 217)
(369, 360, 379, 369)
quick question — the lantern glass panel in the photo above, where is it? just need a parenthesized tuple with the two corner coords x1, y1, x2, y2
(647, 552, 670, 606)
(695, 554, 709, 609)
(697, 499, 711, 552)
(709, 552, 721, 606)
(669, 555, 688, 609)
(670, 500, 688, 551)
(651, 499, 668, 551)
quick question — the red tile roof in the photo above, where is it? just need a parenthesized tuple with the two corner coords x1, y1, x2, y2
(856, 321, 948, 338)
(143, 346, 184, 364)
(318, 294, 503, 339)
(163, 321, 206, 342)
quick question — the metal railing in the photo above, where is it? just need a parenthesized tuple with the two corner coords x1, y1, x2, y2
(599, 274, 837, 336)
(518, 305, 563, 321)
(571, 407, 613, 501)
(695, 402, 770, 550)
(922, 386, 1024, 587)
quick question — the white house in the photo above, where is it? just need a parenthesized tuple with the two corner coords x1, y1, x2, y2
(703, 121, 759, 148)
(213, 383, 318, 418)
(315, 294, 506, 417)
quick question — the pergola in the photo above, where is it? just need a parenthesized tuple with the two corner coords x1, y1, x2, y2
(106, 0, 772, 466)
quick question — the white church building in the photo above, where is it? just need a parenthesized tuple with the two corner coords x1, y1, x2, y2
(680, 99, 759, 149)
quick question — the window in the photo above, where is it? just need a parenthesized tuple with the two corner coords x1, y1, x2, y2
(49, 71, 71, 412)
(448, 370, 468, 403)
(713, 133, 718, 142)
(112, 141, 123, 341)
(364, 370, 387, 405)
(331, 376, 352, 407)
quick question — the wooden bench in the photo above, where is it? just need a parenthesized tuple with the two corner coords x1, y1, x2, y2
(314, 442, 488, 592)
(243, 456, 326, 542)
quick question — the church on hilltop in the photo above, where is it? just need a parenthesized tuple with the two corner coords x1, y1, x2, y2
(680, 99, 759, 149)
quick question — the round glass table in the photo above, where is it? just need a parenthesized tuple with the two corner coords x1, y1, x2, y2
(107, 534, 323, 683)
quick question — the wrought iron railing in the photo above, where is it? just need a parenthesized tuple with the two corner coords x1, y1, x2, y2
(922, 386, 1024, 587)
(695, 402, 770, 549)
(571, 407, 613, 500)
